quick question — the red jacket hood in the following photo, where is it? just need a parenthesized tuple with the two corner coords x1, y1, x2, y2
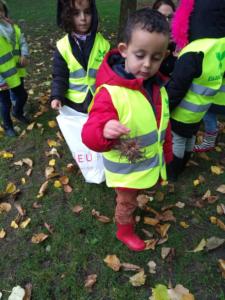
(96, 49, 167, 91)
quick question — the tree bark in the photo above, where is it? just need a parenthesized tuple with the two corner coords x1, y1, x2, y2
(118, 0, 137, 42)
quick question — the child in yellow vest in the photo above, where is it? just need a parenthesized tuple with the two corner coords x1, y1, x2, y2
(50, 0, 110, 113)
(0, 0, 29, 136)
(82, 8, 172, 251)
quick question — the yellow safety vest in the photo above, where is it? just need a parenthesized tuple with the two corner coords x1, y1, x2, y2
(0, 35, 20, 90)
(57, 32, 110, 108)
(14, 25, 27, 78)
(213, 77, 225, 106)
(99, 84, 170, 189)
(171, 38, 225, 123)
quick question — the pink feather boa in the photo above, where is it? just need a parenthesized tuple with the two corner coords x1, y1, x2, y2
(171, 0, 195, 50)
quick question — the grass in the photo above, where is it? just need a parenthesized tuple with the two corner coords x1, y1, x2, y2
(0, 1, 225, 299)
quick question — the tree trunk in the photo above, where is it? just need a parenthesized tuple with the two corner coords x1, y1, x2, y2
(118, 0, 137, 42)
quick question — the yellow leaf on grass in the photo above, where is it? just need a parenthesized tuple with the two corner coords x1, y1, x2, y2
(8, 285, 25, 300)
(26, 122, 36, 131)
(0, 202, 12, 213)
(150, 284, 170, 300)
(144, 217, 159, 226)
(0, 229, 6, 238)
(49, 159, 56, 166)
(191, 238, 206, 252)
(155, 223, 170, 238)
(216, 184, 225, 194)
(48, 120, 57, 128)
(47, 139, 60, 148)
(180, 221, 190, 228)
(193, 179, 200, 186)
(54, 180, 62, 188)
(0, 151, 14, 158)
(22, 158, 33, 168)
(6, 182, 16, 194)
(21, 177, 26, 185)
(129, 270, 146, 287)
(20, 217, 31, 229)
(211, 165, 224, 175)
(10, 220, 19, 229)
(103, 254, 121, 271)
(31, 233, 48, 244)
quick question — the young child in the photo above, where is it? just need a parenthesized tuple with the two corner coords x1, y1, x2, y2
(0, 0, 29, 136)
(166, 0, 225, 180)
(152, 0, 177, 77)
(51, 0, 110, 113)
(82, 8, 172, 251)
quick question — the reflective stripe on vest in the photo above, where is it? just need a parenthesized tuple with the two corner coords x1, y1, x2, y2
(0, 36, 20, 89)
(98, 84, 169, 189)
(57, 32, 110, 107)
(13, 25, 27, 78)
(171, 38, 225, 124)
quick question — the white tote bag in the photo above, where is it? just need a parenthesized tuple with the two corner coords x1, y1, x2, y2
(56, 106, 105, 184)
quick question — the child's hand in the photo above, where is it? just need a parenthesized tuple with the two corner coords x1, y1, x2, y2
(51, 99, 62, 110)
(19, 56, 29, 67)
(103, 120, 130, 139)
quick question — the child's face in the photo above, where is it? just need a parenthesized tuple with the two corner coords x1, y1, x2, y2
(119, 28, 168, 80)
(71, 0, 92, 34)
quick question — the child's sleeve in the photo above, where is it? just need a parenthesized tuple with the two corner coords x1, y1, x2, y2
(50, 49, 69, 102)
(166, 52, 204, 111)
(82, 88, 119, 152)
(19, 32, 29, 57)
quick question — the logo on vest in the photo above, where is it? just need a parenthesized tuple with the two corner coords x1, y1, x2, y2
(95, 50, 106, 63)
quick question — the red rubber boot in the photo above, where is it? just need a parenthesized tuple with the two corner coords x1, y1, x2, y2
(116, 223, 146, 251)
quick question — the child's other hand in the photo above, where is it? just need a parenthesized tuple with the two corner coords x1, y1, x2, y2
(103, 120, 130, 139)
(19, 56, 29, 67)
(51, 99, 62, 110)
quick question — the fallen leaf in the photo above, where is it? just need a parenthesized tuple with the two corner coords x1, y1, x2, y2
(0, 229, 6, 238)
(180, 221, 190, 228)
(32, 202, 42, 209)
(155, 223, 170, 238)
(129, 270, 146, 287)
(217, 204, 225, 215)
(47, 139, 60, 148)
(175, 202, 185, 208)
(206, 237, 225, 251)
(92, 209, 111, 223)
(155, 191, 165, 202)
(59, 176, 69, 185)
(11, 220, 19, 229)
(44, 222, 54, 234)
(45, 166, 55, 179)
(21, 177, 26, 185)
(211, 165, 224, 175)
(45, 147, 60, 158)
(20, 218, 31, 229)
(31, 233, 48, 244)
(191, 238, 206, 252)
(121, 263, 142, 272)
(22, 158, 33, 168)
(84, 274, 97, 289)
(216, 184, 225, 194)
(14, 203, 26, 216)
(6, 182, 16, 194)
(150, 284, 170, 300)
(197, 152, 210, 161)
(54, 180, 62, 188)
(0, 202, 12, 213)
(144, 217, 159, 226)
(26, 168, 32, 177)
(103, 254, 121, 271)
(0, 151, 14, 158)
(63, 184, 73, 193)
(72, 205, 83, 214)
(49, 159, 56, 167)
(37, 181, 49, 198)
(145, 239, 158, 250)
(137, 194, 150, 208)
(26, 122, 35, 131)
(48, 120, 57, 128)
(147, 260, 156, 274)
(218, 259, 225, 279)
(168, 284, 195, 300)
(161, 247, 171, 259)
(8, 285, 25, 300)
(193, 179, 200, 186)
(66, 163, 75, 172)
(14, 160, 23, 166)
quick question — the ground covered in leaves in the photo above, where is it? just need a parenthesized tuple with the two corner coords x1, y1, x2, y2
(0, 1, 225, 299)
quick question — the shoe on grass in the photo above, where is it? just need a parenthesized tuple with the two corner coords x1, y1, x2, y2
(5, 127, 17, 137)
(12, 114, 31, 124)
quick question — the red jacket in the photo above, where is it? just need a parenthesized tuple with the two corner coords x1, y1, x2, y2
(82, 49, 173, 164)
